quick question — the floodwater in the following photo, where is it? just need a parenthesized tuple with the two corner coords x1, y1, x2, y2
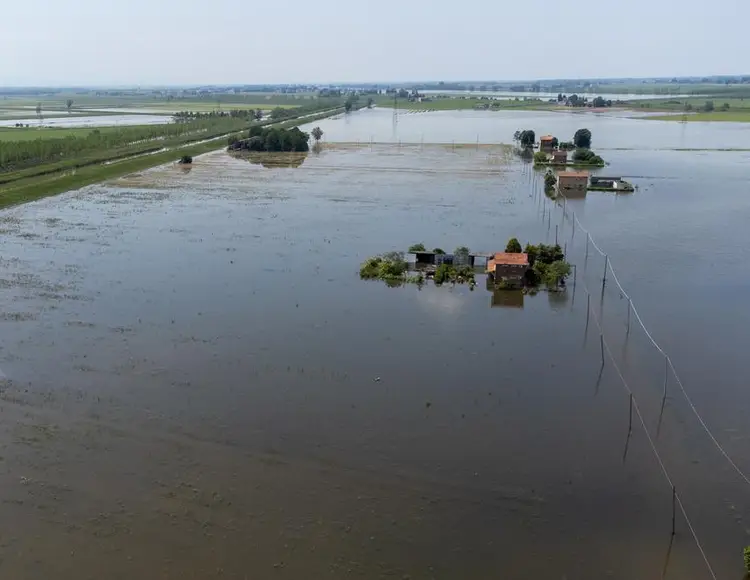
(0, 109, 749, 579)
(0, 114, 174, 128)
(421, 89, 697, 100)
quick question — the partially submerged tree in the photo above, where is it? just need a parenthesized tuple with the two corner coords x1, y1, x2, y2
(254, 109, 263, 121)
(572, 148, 604, 165)
(544, 170, 557, 191)
(573, 128, 592, 149)
(66, 99, 74, 113)
(178, 155, 193, 164)
(517, 129, 535, 148)
(505, 238, 522, 253)
(533, 151, 548, 164)
(311, 126, 324, 142)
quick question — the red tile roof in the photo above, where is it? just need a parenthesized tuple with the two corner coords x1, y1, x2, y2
(540, 135, 555, 141)
(487, 252, 529, 273)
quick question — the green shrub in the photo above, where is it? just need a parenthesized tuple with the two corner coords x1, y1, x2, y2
(433, 248, 446, 255)
(533, 151, 548, 164)
(408, 243, 426, 252)
(744, 546, 750, 574)
(179, 155, 193, 164)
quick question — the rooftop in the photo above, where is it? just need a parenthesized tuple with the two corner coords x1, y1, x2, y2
(558, 171, 590, 179)
(489, 252, 529, 267)
(540, 135, 555, 141)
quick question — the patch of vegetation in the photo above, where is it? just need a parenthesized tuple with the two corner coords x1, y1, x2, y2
(359, 252, 412, 283)
(544, 170, 557, 197)
(523, 243, 571, 289)
(433, 264, 475, 286)
(178, 155, 192, 164)
(433, 248, 446, 255)
(311, 126, 324, 142)
(228, 126, 310, 153)
(744, 546, 750, 575)
(533, 151, 548, 164)
(558, 141, 574, 150)
(572, 148, 605, 166)
(408, 243, 426, 252)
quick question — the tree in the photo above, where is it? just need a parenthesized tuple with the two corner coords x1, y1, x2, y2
(592, 96, 606, 108)
(367, 97, 374, 108)
(543, 260, 571, 289)
(550, 136, 559, 149)
(505, 238, 522, 253)
(721, 102, 730, 111)
(517, 129, 535, 148)
(703, 100, 714, 112)
(66, 99, 74, 113)
(573, 128, 592, 149)
(533, 151, 548, 164)
(311, 126, 324, 142)
(35, 103, 43, 124)
(344, 99, 353, 113)
(572, 148, 603, 165)
(178, 155, 193, 164)
(433, 248, 446, 255)
(454, 246, 470, 257)
(254, 109, 263, 121)
(408, 243, 426, 252)
(544, 170, 557, 190)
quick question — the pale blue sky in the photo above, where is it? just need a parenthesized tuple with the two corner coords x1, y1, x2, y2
(2, 0, 747, 86)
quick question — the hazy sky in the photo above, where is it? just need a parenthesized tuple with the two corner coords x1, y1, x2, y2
(2, 0, 747, 86)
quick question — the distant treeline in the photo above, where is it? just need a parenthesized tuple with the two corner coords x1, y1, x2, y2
(227, 125, 310, 153)
(0, 117, 246, 173)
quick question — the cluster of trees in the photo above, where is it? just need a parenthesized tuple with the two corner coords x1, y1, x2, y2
(544, 170, 557, 193)
(524, 242, 570, 289)
(513, 129, 535, 148)
(556, 94, 612, 108)
(174, 109, 263, 121)
(572, 148, 604, 166)
(0, 117, 246, 173)
(227, 125, 310, 153)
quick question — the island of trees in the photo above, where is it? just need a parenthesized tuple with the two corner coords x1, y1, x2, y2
(227, 125, 310, 153)
(529, 127, 605, 167)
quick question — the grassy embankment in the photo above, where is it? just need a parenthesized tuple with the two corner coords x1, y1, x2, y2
(0, 126, 131, 142)
(625, 92, 750, 122)
(374, 96, 558, 112)
(0, 107, 343, 209)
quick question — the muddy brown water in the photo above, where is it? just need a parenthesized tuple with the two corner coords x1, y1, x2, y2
(0, 120, 749, 578)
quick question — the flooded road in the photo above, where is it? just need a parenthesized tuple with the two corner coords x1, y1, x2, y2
(1, 110, 749, 579)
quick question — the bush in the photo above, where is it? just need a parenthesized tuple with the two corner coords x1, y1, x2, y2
(433, 248, 446, 255)
(179, 155, 193, 164)
(572, 148, 604, 165)
(533, 151, 548, 164)
(744, 546, 750, 574)
(544, 170, 557, 190)
(408, 243, 426, 252)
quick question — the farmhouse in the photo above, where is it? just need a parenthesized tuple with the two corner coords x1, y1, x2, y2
(539, 135, 555, 154)
(557, 171, 589, 196)
(486, 252, 529, 288)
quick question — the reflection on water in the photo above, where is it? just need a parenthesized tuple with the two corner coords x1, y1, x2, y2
(490, 287, 525, 308)
(232, 150, 308, 168)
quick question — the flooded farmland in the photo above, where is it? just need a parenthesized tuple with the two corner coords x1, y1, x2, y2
(1, 109, 749, 579)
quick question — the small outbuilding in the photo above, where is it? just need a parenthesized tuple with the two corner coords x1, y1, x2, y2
(552, 150, 568, 165)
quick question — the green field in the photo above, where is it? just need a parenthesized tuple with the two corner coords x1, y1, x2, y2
(646, 111, 750, 122)
(374, 96, 557, 111)
(0, 125, 129, 141)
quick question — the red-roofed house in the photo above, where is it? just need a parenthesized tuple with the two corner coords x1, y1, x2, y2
(486, 252, 529, 288)
(539, 135, 555, 154)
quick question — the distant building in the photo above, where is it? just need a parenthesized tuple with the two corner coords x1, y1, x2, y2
(557, 171, 589, 196)
(539, 135, 555, 154)
(552, 150, 568, 165)
(486, 252, 529, 288)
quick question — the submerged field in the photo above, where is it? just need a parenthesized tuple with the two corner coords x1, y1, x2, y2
(1, 109, 749, 578)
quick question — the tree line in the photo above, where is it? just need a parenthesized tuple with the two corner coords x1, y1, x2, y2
(0, 117, 246, 173)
